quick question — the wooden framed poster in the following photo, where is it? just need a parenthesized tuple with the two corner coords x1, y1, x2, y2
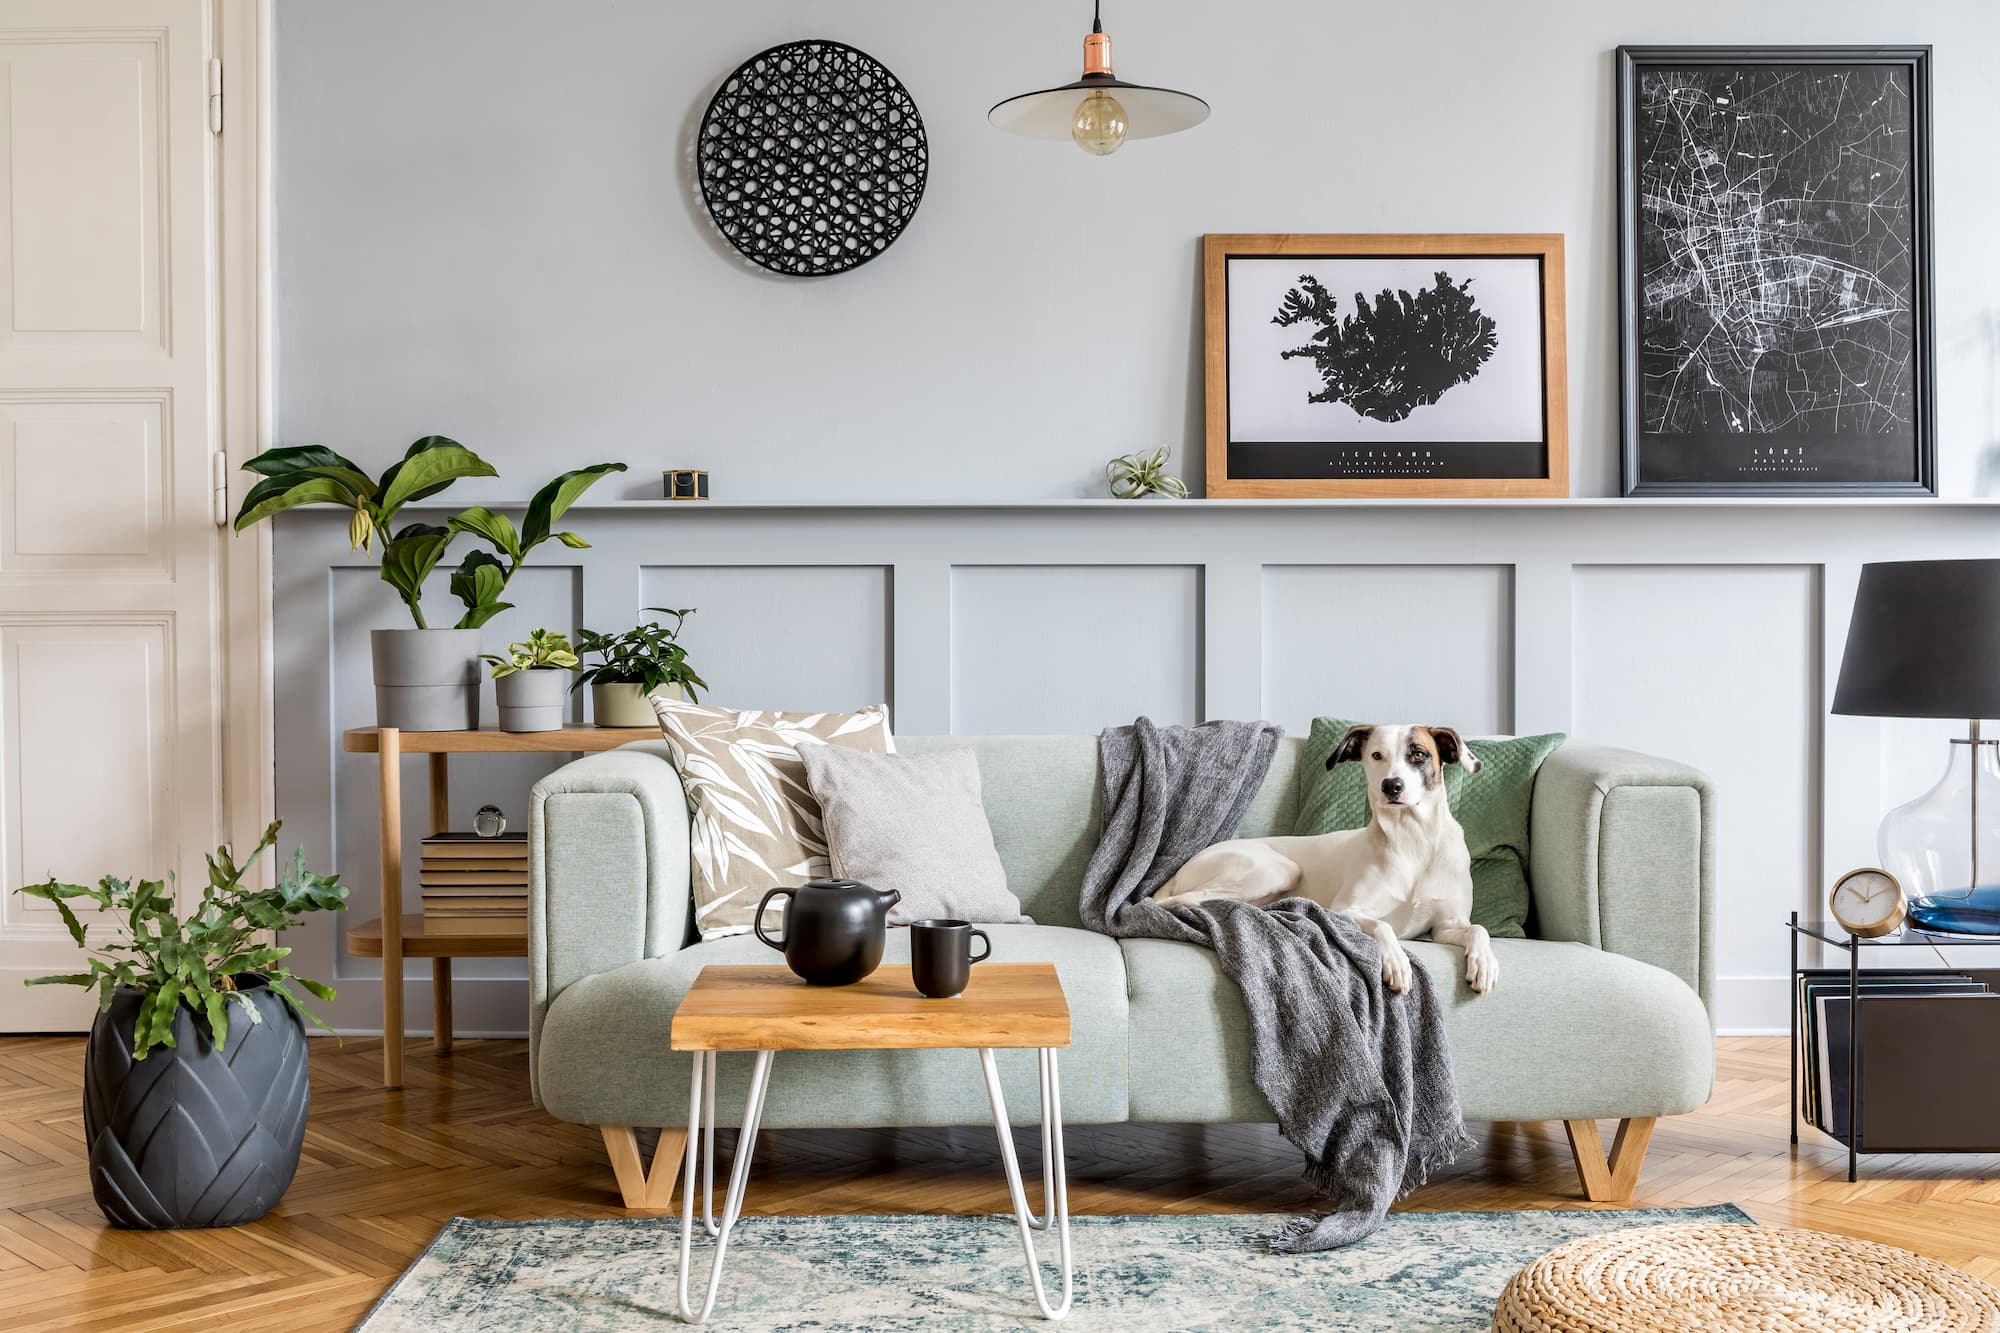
(1203, 233, 1569, 498)
(1617, 46, 1936, 495)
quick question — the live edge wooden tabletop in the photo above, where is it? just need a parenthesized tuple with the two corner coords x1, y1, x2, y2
(670, 964, 1071, 1052)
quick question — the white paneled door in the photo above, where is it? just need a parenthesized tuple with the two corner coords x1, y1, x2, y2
(0, 0, 227, 1028)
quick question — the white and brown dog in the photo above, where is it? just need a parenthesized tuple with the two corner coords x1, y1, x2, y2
(1153, 724, 1497, 996)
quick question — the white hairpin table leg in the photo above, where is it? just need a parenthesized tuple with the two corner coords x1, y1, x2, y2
(702, 1051, 718, 1237)
(979, 1047, 1073, 1321)
(676, 1048, 776, 1325)
(1020, 1055, 1056, 1231)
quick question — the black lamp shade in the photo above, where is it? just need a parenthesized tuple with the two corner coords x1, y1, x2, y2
(1832, 559, 2000, 719)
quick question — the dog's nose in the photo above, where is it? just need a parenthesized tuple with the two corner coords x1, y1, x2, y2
(1381, 777, 1405, 800)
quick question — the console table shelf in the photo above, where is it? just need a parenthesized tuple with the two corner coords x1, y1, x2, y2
(346, 914, 527, 959)
(343, 724, 656, 1088)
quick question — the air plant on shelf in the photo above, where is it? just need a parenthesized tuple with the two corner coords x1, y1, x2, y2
(1106, 446, 1190, 499)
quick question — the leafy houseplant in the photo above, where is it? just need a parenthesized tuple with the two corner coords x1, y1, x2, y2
(231, 445, 626, 733)
(482, 629, 580, 733)
(232, 436, 500, 731)
(446, 462, 628, 628)
(575, 608, 709, 726)
(18, 822, 344, 1228)
(482, 627, 580, 677)
(232, 436, 497, 628)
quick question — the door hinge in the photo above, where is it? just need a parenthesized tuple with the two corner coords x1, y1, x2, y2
(211, 450, 230, 528)
(208, 58, 223, 134)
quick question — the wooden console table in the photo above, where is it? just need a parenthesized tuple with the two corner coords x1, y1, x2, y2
(343, 725, 656, 1088)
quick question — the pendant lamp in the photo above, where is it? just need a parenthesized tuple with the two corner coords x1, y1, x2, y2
(988, 1, 1209, 156)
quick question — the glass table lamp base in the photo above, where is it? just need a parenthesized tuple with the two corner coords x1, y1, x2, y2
(1907, 887, 2000, 935)
(1880, 734, 2000, 937)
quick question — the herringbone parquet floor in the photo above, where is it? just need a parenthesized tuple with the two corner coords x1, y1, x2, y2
(1, 1035, 1994, 1330)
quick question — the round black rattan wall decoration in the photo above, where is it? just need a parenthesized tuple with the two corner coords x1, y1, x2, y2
(697, 40, 928, 277)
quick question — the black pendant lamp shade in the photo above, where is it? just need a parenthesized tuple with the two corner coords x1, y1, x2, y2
(1831, 559, 2000, 719)
(988, 1, 1209, 153)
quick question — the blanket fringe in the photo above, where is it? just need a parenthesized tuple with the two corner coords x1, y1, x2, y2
(1294, 1125, 1475, 1203)
(1277, 1125, 1478, 1252)
(1270, 1214, 1323, 1254)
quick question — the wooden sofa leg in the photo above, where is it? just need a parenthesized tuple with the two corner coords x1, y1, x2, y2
(600, 1125, 688, 1210)
(1564, 1117, 1656, 1203)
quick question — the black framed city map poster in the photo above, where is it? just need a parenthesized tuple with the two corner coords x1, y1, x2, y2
(1204, 233, 1569, 497)
(1618, 47, 1936, 495)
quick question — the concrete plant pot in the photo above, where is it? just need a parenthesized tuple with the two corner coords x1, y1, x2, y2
(85, 977, 308, 1228)
(592, 680, 682, 727)
(371, 628, 480, 732)
(495, 668, 570, 732)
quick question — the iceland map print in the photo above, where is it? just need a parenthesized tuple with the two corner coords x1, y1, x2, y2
(1630, 55, 1929, 489)
(1272, 273, 1499, 424)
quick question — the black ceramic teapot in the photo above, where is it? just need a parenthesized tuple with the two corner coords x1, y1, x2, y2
(754, 878, 901, 985)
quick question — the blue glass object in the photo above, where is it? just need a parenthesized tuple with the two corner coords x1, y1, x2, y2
(1907, 886, 2000, 935)
(1880, 738, 2000, 937)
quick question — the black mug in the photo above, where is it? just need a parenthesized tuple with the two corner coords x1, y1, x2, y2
(910, 919, 991, 999)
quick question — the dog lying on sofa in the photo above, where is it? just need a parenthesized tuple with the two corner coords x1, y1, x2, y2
(1151, 723, 1498, 997)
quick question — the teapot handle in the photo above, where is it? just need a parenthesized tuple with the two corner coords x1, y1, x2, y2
(754, 887, 795, 952)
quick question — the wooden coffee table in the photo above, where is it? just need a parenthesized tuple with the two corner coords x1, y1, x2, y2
(668, 963, 1074, 1324)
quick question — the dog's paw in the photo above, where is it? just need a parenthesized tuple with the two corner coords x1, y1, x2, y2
(1465, 946, 1499, 995)
(1380, 945, 1414, 995)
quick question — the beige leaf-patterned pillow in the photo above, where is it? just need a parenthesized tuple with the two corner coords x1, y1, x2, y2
(649, 697, 895, 940)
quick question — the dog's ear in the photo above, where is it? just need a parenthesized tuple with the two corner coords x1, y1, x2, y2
(1428, 726, 1483, 774)
(1327, 724, 1373, 769)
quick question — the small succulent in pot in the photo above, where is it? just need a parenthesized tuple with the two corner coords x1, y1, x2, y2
(481, 627, 580, 678)
(575, 607, 709, 726)
(483, 629, 581, 732)
(17, 822, 343, 1228)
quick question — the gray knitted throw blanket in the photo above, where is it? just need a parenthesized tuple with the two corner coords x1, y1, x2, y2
(1079, 717, 1473, 1252)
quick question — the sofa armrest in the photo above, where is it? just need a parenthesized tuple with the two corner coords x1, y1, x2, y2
(1528, 744, 1716, 1018)
(529, 741, 690, 1104)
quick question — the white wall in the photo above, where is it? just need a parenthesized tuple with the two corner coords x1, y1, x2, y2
(274, 0, 2000, 501)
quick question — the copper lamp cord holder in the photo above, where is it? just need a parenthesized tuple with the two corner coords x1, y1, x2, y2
(1082, 30, 1113, 79)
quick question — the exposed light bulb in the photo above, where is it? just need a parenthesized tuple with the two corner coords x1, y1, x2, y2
(1071, 88, 1128, 155)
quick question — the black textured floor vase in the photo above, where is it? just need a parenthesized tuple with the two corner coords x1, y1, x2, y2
(84, 979, 310, 1228)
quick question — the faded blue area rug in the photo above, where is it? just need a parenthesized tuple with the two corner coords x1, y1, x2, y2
(357, 1205, 1751, 1331)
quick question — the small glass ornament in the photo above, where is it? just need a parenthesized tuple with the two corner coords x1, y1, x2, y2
(473, 804, 508, 838)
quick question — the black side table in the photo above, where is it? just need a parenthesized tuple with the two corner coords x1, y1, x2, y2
(1788, 913, 2000, 1181)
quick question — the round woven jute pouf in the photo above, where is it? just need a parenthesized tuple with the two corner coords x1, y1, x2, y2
(1492, 1223, 2000, 1333)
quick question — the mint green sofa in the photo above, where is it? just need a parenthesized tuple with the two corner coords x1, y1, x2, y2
(529, 736, 1715, 1206)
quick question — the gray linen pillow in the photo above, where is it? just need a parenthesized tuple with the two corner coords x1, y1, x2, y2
(798, 746, 1028, 926)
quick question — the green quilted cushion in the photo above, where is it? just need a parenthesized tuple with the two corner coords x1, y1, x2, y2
(1294, 719, 1565, 939)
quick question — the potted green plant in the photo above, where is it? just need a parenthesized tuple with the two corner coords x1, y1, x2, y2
(444, 462, 627, 627)
(482, 628, 580, 732)
(19, 822, 344, 1229)
(232, 437, 497, 731)
(575, 607, 709, 726)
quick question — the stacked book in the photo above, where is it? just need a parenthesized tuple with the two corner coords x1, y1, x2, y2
(420, 832, 528, 937)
